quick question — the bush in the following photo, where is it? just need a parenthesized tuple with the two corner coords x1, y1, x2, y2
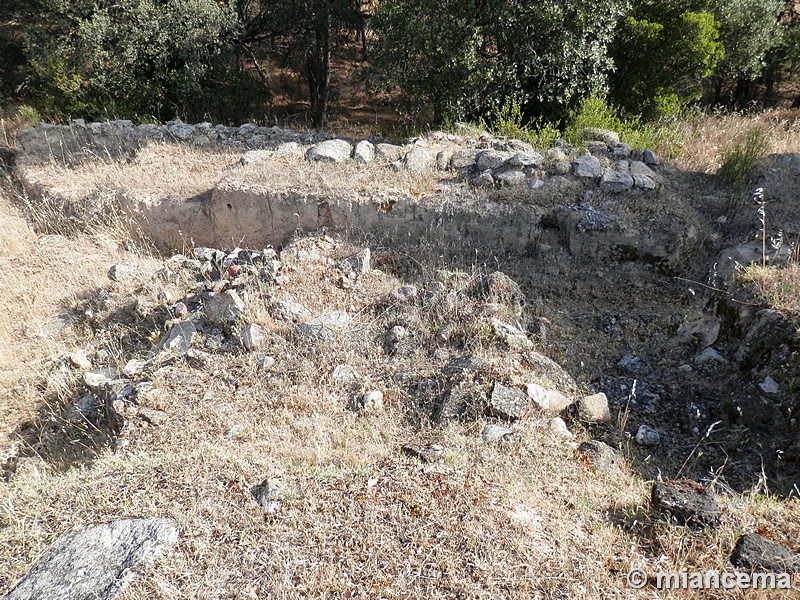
(564, 95, 683, 156)
(17, 105, 42, 127)
(22, 0, 269, 123)
(719, 127, 766, 188)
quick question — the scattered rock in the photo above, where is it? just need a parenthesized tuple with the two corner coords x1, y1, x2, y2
(436, 150, 453, 170)
(360, 390, 384, 411)
(643, 149, 661, 166)
(633, 174, 657, 190)
(494, 169, 527, 186)
(404, 147, 434, 173)
(476, 150, 510, 171)
(391, 285, 418, 303)
(242, 323, 266, 351)
(401, 443, 444, 463)
(251, 479, 283, 515)
(374, 143, 403, 161)
(67, 351, 92, 371)
(205, 290, 245, 323)
(487, 383, 529, 421)
(108, 263, 135, 282)
(600, 169, 634, 193)
(83, 368, 123, 395)
(694, 347, 728, 364)
(4, 518, 178, 600)
(475, 169, 495, 186)
(508, 151, 543, 167)
(384, 325, 407, 354)
(635, 424, 660, 446)
(297, 311, 350, 341)
(353, 140, 375, 164)
(122, 359, 149, 377)
(450, 149, 479, 169)
(730, 533, 800, 572)
(651, 480, 720, 527)
(240, 150, 273, 165)
(525, 383, 550, 411)
(338, 248, 371, 278)
(617, 354, 645, 374)
(305, 139, 352, 163)
(259, 356, 277, 371)
(431, 388, 471, 424)
(271, 299, 312, 323)
(138, 407, 169, 426)
(578, 392, 611, 423)
(331, 364, 360, 386)
(572, 155, 602, 178)
(576, 440, 622, 472)
(549, 417, 573, 439)
(491, 318, 534, 351)
(758, 376, 780, 394)
(155, 321, 195, 355)
(481, 423, 518, 444)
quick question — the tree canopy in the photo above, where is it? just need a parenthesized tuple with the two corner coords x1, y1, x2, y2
(2, 0, 799, 126)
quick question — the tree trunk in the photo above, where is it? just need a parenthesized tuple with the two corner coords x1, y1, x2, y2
(307, 22, 331, 129)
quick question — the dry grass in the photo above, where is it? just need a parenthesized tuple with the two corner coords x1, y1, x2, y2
(741, 262, 800, 322)
(676, 109, 800, 175)
(3, 117, 800, 599)
(18, 143, 243, 203)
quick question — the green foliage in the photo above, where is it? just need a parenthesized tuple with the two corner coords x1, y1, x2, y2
(713, 0, 784, 81)
(563, 95, 681, 155)
(20, 0, 268, 123)
(481, 99, 562, 149)
(719, 127, 766, 189)
(487, 99, 528, 141)
(254, 0, 362, 127)
(610, 2, 724, 118)
(369, 0, 630, 124)
(368, 0, 487, 124)
(17, 105, 42, 127)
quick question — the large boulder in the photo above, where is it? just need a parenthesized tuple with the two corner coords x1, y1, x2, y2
(5, 518, 178, 600)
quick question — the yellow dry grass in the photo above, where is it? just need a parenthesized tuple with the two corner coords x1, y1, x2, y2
(2, 116, 800, 600)
(676, 109, 800, 175)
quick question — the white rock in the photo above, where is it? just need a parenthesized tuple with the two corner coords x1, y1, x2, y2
(549, 417, 573, 439)
(758, 376, 779, 394)
(354, 140, 375, 163)
(694, 347, 729, 364)
(331, 364, 360, 386)
(305, 139, 352, 163)
(361, 390, 384, 410)
(242, 323, 266, 351)
(481, 423, 516, 443)
(525, 383, 550, 411)
(635, 424, 661, 446)
(579, 392, 611, 423)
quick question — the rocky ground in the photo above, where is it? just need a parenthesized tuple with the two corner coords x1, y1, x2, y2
(1, 122, 799, 599)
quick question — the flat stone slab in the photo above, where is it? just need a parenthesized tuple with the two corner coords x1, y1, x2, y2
(651, 480, 720, 527)
(576, 440, 622, 472)
(572, 155, 602, 178)
(730, 532, 800, 572)
(487, 383, 529, 421)
(297, 311, 350, 341)
(305, 139, 352, 163)
(6, 518, 178, 600)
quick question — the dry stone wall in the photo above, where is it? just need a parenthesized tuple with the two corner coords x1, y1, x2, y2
(18, 120, 682, 264)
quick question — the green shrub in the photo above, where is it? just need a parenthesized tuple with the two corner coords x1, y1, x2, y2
(719, 127, 766, 189)
(564, 95, 682, 157)
(17, 105, 42, 127)
(488, 99, 528, 141)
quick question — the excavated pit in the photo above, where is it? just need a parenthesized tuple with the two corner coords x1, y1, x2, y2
(11, 128, 800, 493)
